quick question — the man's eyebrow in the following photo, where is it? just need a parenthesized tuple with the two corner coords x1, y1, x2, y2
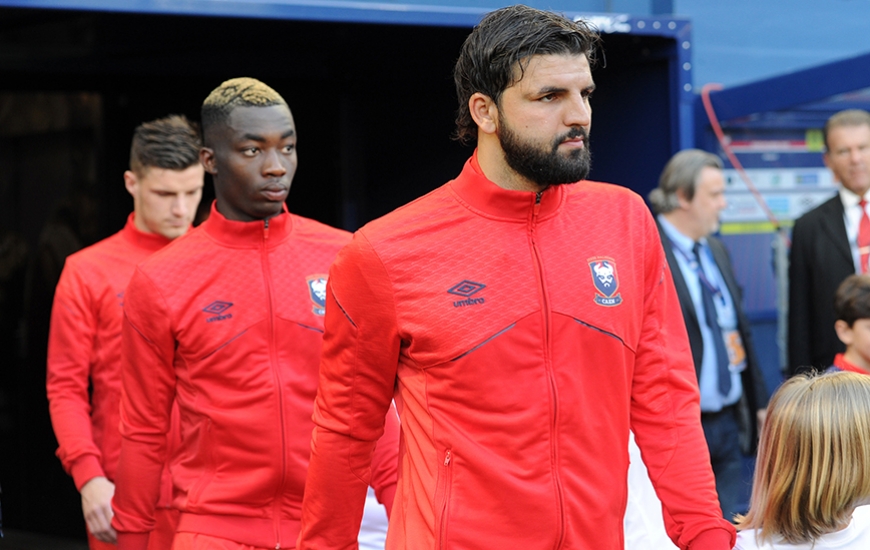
(537, 86, 567, 95)
(536, 84, 596, 95)
(240, 129, 295, 141)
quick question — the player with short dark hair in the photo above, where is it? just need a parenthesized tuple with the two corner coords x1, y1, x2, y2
(47, 114, 204, 549)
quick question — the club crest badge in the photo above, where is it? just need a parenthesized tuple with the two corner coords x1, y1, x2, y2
(588, 257, 622, 306)
(306, 275, 328, 316)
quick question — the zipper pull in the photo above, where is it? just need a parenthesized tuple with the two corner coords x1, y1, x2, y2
(264, 218, 270, 240)
(535, 191, 543, 205)
(444, 450, 451, 466)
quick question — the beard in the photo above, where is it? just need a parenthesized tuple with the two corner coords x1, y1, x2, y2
(498, 116, 591, 188)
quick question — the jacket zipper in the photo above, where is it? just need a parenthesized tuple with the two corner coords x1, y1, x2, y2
(438, 450, 453, 550)
(262, 218, 287, 549)
(530, 191, 565, 549)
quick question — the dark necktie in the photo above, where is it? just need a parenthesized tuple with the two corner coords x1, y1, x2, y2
(692, 242, 732, 397)
(859, 199, 870, 273)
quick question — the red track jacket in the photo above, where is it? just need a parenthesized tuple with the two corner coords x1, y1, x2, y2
(47, 214, 173, 495)
(112, 204, 399, 550)
(299, 154, 735, 549)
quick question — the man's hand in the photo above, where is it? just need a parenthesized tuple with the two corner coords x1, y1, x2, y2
(81, 476, 118, 543)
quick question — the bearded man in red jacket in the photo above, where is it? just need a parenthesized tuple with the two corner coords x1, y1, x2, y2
(47, 115, 204, 549)
(298, 5, 734, 550)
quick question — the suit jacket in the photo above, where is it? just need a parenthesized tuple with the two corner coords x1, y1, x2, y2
(658, 223, 769, 454)
(788, 195, 854, 374)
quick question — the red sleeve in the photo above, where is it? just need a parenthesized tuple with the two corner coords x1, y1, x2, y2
(630, 210, 736, 550)
(111, 268, 177, 544)
(298, 234, 401, 549)
(46, 259, 105, 490)
(370, 402, 400, 517)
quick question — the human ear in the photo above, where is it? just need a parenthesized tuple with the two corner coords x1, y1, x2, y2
(123, 170, 139, 198)
(200, 147, 217, 176)
(835, 319, 854, 346)
(468, 92, 498, 136)
(675, 188, 692, 210)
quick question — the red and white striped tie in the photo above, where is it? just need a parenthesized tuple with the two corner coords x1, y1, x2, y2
(859, 198, 870, 273)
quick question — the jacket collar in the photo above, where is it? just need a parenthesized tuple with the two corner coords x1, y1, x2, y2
(202, 201, 292, 248)
(833, 353, 870, 374)
(449, 150, 566, 221)
(122, 213, 173, 252)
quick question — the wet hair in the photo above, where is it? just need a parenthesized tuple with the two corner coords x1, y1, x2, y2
(735, 371, 870, 544)
(453, 5, 601, 145)
(649, 149, 724, 214)
(834, 274, 870, 326)
(824, 109, 870, 151)
(129, 114, 201, 177)
(201, 77, 286, 145)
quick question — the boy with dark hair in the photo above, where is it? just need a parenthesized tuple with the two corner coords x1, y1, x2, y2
(47, 114, 204, 549)
(831, 274, 870, 374)
(111, 78, 398, 550)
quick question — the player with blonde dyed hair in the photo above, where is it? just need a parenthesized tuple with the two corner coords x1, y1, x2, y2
(111, 77, 398, 550)
(735, 371, 870, 549)
(201, 77, 286, 129)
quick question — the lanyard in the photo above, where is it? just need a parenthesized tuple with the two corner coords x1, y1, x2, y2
(670, 240, 725, 304)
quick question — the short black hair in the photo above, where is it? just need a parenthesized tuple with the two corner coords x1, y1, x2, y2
(129, 114, 201, 176)
(835, 274, 870, 326)
(201, 77, 286, 146)
(453, 4, 601, 145)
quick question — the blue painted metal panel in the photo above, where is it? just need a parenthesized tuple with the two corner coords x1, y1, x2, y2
(0, 0, 670, 19)
(698, 51, 870, 123)
(0, 0, 688, 32)
(0, 0, 491, 27)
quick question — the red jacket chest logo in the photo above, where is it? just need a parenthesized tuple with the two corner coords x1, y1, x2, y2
(588, 257, 623, 307)
(202, 300, 234, 322)
(447, 280, 487, 308)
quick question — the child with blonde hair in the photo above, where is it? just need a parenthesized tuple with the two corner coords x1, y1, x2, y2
(735, 371, 870, 549)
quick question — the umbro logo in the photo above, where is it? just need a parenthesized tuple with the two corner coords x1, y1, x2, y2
(203, 300, 234, 323)
(448, 280, 486, 308)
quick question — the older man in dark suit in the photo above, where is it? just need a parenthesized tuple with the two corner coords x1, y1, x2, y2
(650, 149, 769, 520)
(788, 109, 870, 374)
